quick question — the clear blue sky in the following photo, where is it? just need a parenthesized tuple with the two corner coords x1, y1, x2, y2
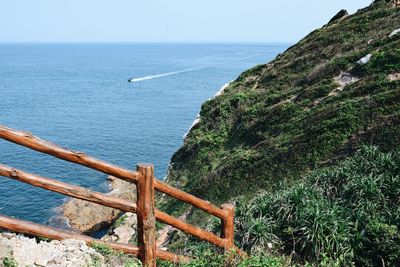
(1, 0, 372, 43)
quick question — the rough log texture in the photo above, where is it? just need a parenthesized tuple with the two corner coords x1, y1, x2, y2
(136, 164, 157, 267)
(155, 181, 227, 219)
(0, 163, 227, 249)
(0, 125, 226, 220)
(0, 164, 137, 213)
(0, 124, 244, 256)
(0, 125, 140, 183)
(0, 214, 189, 263)
(221, 204, 235, 249)
(154, 209, 228, 248)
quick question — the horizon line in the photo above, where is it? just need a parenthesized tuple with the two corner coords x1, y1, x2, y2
(0, 41, 294, 45)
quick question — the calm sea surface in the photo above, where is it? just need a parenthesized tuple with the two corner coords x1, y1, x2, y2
(0, 43, 286, 226)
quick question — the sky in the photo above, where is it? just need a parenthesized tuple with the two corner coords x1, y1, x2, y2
(1, 0, 373, 43)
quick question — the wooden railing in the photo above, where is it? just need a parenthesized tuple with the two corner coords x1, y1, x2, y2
(0, 125, 241, 266)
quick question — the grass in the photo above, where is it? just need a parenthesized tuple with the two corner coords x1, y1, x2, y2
(90, 242, 142, 267)
(158, 242, 289, 267)
(112, 214, 127, 230)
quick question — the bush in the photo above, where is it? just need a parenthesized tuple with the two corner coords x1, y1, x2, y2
(2, 257, 18, 267)
(235, 146, 400, 265)
(353, 49, 400, 76)
(157, 247, 288, 267)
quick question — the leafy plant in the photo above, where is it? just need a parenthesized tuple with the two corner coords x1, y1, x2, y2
(2, 257, 18, 267)
(234, 146, 400, 265)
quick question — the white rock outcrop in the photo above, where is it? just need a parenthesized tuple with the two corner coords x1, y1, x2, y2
(214, 81, 232, 98)
(389, 28, 400, 38)
(0, 233, 104, 267)
(357, 54, 372, 65)
(333, 72, 359, 90)
(102, 212, 137, 243)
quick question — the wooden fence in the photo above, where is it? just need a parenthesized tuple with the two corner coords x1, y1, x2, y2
(0, 125, 242, 266)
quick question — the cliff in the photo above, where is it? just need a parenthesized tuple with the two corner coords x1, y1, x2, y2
(163, 0, 400, 209)
(159, 0, 400, 265)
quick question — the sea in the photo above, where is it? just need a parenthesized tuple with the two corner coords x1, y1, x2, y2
(0, 43, 287, 227)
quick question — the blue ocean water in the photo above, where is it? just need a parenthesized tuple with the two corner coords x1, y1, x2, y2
(0, 43, 287, 226)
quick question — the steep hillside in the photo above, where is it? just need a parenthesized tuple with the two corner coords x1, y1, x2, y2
(163, 0, 400, 211)
(162, 146, 400, 266)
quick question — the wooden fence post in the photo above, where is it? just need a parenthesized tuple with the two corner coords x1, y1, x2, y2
(136, 164, 156, 267)
(220, 203, 235, 251)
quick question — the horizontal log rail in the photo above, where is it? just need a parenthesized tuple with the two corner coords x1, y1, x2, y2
(155, 210, 230, 250)
(0, 215, 188, 263)
(0, 163, 228, 249)
(154, 181, 227, 219)
(0, 124, 243, 266)
(0, 164, 137, 213)
(0, 125, 226, 219)
(0, 125, 140, 183)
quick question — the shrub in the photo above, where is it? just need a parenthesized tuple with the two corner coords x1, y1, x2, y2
(353, 49, 400, 76)
(235, 146, 400, 265)
(2, 257, 18, 267)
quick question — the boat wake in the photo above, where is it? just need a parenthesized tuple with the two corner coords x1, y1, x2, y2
(128, 53, 263, 83)
(128, 68, 201, 83)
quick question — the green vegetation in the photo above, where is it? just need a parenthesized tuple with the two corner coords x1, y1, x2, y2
(35, 236, 52, 243)
(2, 257, 18, 267)
(162, 147, 400, 266)
(158, 243, 289, 267)
(161, 0, 400, 211)
(112, 214, 127, 230)
(234, 146, 400, 266)
(90, 242, 142, 267)
(354, 49, 400, 76)
(155, 0, 400, 266)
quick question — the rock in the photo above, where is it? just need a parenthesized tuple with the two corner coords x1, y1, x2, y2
(389, 28, 400, 37)
(334, 72, 359, 88)
(328, 9, 348, 24)
(62, 176, 136, 233)
(214, 81, 231, 98)
(0, 236, 13, 259)
(327, 72, 360, 98)
(0, 235, 104, 267)
(156, 212, 189, 249)
(1, 232, 16, 239)
(388, 73, 400, 81)
(357, 54, 372, 65)
(102, 212, 137, 243)
(35, 258, 49, 266)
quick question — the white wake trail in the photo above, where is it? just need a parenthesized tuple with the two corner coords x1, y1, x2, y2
(128, 53, 264, 83)
(128, 68, 201, 83)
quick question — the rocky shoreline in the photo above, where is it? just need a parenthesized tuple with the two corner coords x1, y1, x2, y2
(62, 176, 136, 235)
